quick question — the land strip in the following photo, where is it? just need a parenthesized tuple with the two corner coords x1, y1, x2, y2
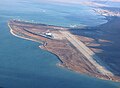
(8, 20, 120, 82)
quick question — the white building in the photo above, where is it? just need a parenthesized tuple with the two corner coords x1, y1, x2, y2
(45, 32, 52, 36)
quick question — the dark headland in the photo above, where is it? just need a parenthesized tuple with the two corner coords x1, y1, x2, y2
(8, 19, 120, 82)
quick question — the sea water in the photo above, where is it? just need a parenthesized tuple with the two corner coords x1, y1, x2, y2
(0, 0, 119, 88)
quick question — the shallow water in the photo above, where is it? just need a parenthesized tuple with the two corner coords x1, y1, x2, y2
(0, 0, 120, 88)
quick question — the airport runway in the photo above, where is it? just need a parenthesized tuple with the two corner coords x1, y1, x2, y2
(60, 31, 113, 76)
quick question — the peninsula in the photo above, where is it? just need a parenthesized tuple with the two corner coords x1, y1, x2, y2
(8, 20, 120, 82)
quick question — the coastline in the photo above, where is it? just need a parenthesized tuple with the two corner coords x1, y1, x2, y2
(8, 23, 43, 44)
(8, 20, 120, 82)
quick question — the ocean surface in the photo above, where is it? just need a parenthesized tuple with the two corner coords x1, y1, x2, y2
(0, 0, 120, 88)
